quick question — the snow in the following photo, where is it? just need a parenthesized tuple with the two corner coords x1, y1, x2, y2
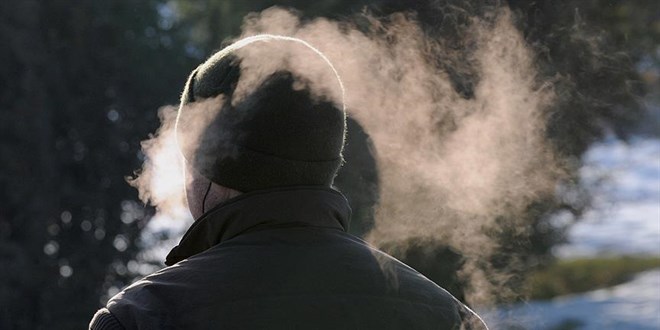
(488, 136, 660, 329)
(481, 270, 660, 330)
(554, 136, 660, 258)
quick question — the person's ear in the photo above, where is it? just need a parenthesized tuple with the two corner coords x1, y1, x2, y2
(185, 166, 212, 219)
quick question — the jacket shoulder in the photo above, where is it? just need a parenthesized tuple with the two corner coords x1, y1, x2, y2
(103, 270, 182, 329)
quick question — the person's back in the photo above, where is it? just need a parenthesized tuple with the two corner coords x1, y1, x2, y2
(90, 36, 486, 330)
(96, 188, 464, 329)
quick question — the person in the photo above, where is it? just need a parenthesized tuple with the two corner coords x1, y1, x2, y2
(89, 36, 487, 330)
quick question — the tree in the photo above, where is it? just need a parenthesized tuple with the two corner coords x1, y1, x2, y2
(0, 0, 194, 328)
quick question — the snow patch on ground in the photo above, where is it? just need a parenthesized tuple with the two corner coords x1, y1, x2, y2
(554, 137, 660, 258)
(490, 136, 660, 329)
(481, 269, 660, 330)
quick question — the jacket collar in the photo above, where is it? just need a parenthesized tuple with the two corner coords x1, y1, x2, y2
(165, 186, 351, 266)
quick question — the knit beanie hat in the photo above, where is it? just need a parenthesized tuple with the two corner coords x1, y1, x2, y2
(176, 39, 346, 192)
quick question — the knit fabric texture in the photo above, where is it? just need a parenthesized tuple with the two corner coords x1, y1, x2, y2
(178, 54, 345, 192)
(89, 308, 124, 330)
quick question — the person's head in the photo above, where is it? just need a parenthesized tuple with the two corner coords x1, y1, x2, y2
(176, 39, 346, 218)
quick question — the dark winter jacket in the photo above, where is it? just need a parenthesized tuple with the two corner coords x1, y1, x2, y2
(89, 187, 485, 329)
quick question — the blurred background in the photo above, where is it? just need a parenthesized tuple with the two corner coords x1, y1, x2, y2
(0, 0, 658, 329)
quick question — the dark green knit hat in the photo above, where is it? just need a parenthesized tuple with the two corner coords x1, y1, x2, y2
(177, 47, 346, 192)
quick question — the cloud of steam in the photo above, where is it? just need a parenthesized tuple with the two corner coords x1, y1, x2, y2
(128, 106, 190, 225)
(131, 6, 564, 305)
(128, 95, 230, 229)
(236, 7, 561, 304)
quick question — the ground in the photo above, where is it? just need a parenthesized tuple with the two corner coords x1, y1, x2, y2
(484, 136, 660, 330)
